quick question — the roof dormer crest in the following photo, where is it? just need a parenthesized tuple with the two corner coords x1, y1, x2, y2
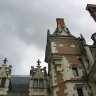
(2, 58, 8, 68)
(36, 59, 41, 68)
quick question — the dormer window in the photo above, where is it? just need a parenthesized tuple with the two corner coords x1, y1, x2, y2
(0, 78, 6, 87)
(33, 79, 44, 89)
(39, 79, 44, 88)
(33, 79, 38, 88)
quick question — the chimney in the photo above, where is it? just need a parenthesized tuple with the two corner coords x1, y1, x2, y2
(56, 18, 65, 26)
(86, 4, 96, 22)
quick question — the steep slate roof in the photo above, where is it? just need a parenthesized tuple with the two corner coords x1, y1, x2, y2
(89, 45, 96, 58)
(7, 75, 29, 96)
(7, 92, 29, 96)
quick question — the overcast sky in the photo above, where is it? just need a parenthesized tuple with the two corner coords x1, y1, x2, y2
(0, 0, 96, 75)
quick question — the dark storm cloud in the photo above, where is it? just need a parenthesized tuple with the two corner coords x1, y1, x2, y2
(0, 0, 56, 49)
(0, 0, 89, 49)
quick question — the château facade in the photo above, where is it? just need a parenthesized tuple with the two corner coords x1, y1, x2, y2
(45, 18, 96, 96)
(0, 4, 96, 96)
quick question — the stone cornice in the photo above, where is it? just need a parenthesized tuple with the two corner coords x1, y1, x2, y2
(48, 36, 80, 45)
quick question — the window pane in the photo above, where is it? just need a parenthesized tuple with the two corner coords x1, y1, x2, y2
(77, 88, 84, 96)
(0, 78, 1, 84)
(72, 68, 78, 76)
(1, 78, 6, 87)
(39, 79, 44, 88)
(33, 79, 38, 88)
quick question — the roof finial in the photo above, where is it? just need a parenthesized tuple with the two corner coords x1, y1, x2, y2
(3, 58, 8, 65)
(37, 59, 41, 66)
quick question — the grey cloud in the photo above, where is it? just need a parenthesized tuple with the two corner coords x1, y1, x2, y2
(0, 0, 96, 74)
(0, 0, 85, 48)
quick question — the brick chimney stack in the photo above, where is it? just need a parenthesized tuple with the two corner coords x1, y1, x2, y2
(56, 18, 65, 26)
(86, 4, 96, 22)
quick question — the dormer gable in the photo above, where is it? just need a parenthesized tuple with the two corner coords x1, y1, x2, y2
(0, 58, 12, 78)
(30, 59, 47, 79)
(0, 58, 12, 95)
(33, 67, 44, 79)
(29, 59, 48, 94)
(0, 66, 8, 77)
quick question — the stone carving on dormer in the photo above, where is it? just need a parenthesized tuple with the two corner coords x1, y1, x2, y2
(3, 58, 7, 65)
(0, 58, 8, 78)
(1, 59, 11, 75)
(0, 58, 12, 95)
(33, 60, 44, 79)
(30, 59, 47, 79)
(29, 60, 48, 96)
(0, 58, 12, 78)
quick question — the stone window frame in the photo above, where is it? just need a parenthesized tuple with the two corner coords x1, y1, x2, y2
(53, 56, 62, 72)
(55, 64, 62, 72)
(72, 67, 79, 77)
(74, 84, 85, 96)
(33, 79, 38, 88)
(0, 77, 6, 87)
(77, 87, 84, 96)
(33, 78, 44, 89)
(39, 79, 44, 88)
(70, 64, 80, 77)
